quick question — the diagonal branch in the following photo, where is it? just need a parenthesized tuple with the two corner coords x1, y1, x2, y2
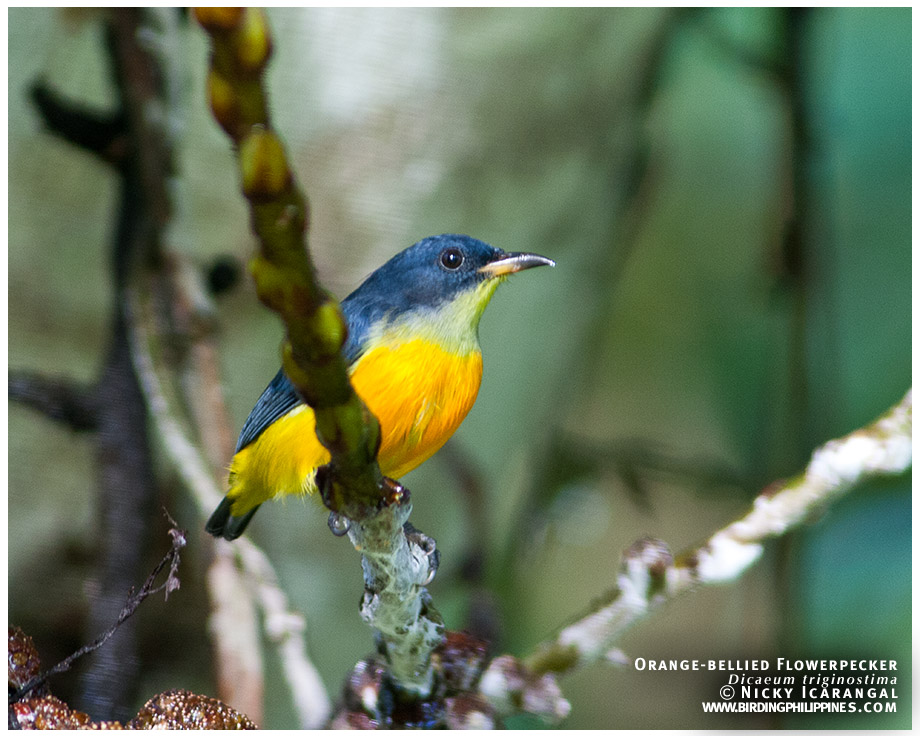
(480, 390, 911, 721)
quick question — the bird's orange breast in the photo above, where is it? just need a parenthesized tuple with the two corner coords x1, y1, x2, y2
(353, 339, 483, 478)
(226, 338, 483, 512)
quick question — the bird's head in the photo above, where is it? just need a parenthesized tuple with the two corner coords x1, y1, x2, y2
(343, 234, 554, 355)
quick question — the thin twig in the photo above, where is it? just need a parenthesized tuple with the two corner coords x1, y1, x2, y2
(125, 274, 332, 728)
(11, 522, 186, 703)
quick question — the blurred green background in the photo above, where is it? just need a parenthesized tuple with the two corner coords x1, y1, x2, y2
(8, 7, 910, 729)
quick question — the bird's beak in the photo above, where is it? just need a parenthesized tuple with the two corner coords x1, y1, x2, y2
(479, 251, 556, 277)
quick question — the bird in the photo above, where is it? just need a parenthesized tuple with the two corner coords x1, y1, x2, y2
(206, 234, 554, 540)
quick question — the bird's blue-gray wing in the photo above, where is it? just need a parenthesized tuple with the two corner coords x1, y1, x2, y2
(235, 368, 302, 451)
(234, 297, 378, 452)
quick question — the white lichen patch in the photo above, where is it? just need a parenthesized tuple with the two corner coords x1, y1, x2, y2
(695, 533, 763, 584)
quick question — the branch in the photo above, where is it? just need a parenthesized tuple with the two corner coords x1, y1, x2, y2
(205, 545, 264, 724)
(689, 9, 788, 81)
(8, 371, 98, 431)
(346, 500, 445, 695)
(11, 522, 186, 703)
(480, 389, 911, 722)
(194, 7, 445, 698)
(499, 9, 691, 570)
(194, 7, 382, 514)
(68, 10, 171, 718)
(153, 255, 266, 724)
(234, 540, 331, 727)
(125, 269, 331, 728)
(29, 81, 127, 164)
(437, 441, 502, 643)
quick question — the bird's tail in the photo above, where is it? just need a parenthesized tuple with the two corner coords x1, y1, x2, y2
(205, 496, 261, 541)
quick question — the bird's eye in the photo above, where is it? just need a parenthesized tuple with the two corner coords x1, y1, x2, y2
(439, 247, 464, 271)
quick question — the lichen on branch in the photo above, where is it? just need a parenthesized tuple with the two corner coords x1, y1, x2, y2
(519, 389, 912, 685)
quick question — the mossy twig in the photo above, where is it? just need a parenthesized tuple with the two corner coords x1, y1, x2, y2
(195, 7, 445, 700)
(194, 7, 382, 516)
